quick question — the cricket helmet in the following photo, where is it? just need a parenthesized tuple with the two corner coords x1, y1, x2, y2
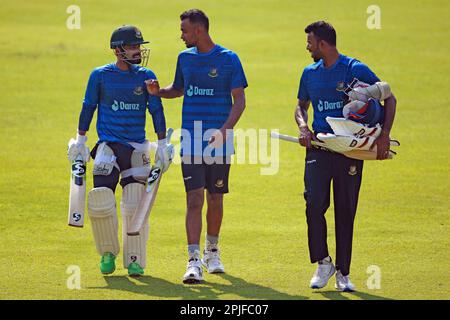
(110, 25, 150, 67)
(344, 98, 384, 127)
(110, 25, 149, 48)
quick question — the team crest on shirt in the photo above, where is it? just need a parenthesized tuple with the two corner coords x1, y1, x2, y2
(348, 165, 357, 176)
(215, 179, 224, 188)
(208, 68, 218, 78)
(336, 81, 346, 91)
(134, 86, 144, 95)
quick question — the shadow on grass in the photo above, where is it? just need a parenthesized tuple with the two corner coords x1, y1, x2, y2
(88, 273, 307, 300)
(313, 290, 393, 300)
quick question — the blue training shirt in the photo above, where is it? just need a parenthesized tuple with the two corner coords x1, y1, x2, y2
(297, 54, 380, 133)
(173, 44, 248, 156)
(78, 63, 166, 144)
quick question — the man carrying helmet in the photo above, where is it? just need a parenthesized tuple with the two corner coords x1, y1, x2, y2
(67, 25, 173, 277)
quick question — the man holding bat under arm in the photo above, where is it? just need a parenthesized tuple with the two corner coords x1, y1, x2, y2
(295, 21, 397, 291)
(67, 25, 173, 277)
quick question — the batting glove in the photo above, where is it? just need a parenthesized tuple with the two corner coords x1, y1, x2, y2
(155, 138, 174, 173)
(68, 134, 90, 163)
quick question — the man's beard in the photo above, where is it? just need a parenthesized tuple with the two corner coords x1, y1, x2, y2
(121, 50, 142, 65)
(128, 57, 142, 64)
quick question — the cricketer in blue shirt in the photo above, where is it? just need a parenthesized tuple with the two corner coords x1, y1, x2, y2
(172, 44, 248, 157)
(79, 63, 166, 145)
(145, 9, 248, 284)
(295, 21, 397, 289)
(297, 54, 380, 134)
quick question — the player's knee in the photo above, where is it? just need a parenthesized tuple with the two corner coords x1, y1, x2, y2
(304, 192, 329, 216)
(121, 183, 144, 217)
(187, 189, 204, 213)
(88, 187, 116, 218)
(207, 193, 223, 209)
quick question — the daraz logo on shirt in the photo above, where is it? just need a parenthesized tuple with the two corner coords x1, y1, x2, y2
(317, 99, 343, 112)
(111, 100, 140, 111)
(186, 85, 214, 97)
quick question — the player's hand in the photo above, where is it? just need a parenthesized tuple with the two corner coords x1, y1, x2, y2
(145, 79, 160, 96)
(370, 130, 390, 160)
(208, 128, 227, 148)
(156, 138, 174, 173)
(298, 125, 313, 148)
(68, 134, 90, 162)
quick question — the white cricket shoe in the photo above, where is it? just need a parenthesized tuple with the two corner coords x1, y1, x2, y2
(202, 244, 225, 274)
(335, 270, 355, 292)
(183, 251, 203, 284)
(310, 256, 336, 289)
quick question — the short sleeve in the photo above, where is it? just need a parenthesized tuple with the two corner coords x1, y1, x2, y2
(173, 54, 184, 90)
(231, 53, 248, 89)
(297, 69, 309, 101)
(350, 62, 380, 85)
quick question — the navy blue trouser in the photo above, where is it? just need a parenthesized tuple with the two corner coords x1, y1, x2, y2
(304, 147, 364, 276)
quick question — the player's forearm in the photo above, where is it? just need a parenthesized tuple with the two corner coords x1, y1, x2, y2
(158, 85, 184, 99)
(381, 93, 397, 135)
(295, 104, 309, 128)
(222, 93, 245, 130)
(150, 107, 167, 136)
(78, 104, 96, 133)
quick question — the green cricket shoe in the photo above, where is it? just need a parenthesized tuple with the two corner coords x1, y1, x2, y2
(128, 262, 144, 277)
(100, 252, 116, 275)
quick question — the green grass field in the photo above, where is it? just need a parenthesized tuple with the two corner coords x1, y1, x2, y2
(0, 0, 449, 300)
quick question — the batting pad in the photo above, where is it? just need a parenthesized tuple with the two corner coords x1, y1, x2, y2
(326, 117, 381, 138)
(316, 133, 377, 153)
(88, 187, 120, 256)
(348, 81, 391, 102)
(343, 149, 395, 160)
(121, 183, 149, 268)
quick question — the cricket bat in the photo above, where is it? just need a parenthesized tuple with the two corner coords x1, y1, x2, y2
(270, 131, 398, 160)
(68, 154, 87, 227)
(127, 128, 173, 236)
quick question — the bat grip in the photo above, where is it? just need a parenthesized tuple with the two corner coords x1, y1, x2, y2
(166, 128, 174, 143)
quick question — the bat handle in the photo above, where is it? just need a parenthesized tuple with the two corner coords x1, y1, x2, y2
(166, 128, 174, 143)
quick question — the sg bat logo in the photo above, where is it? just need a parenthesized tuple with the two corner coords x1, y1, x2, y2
(148, 167, 161, 183)
(72, 160, 86, 177)
(72, 213, 82, 222)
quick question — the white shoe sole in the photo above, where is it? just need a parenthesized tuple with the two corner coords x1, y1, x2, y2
(335, 284, 355, 292)
(183, 274, 203, 284)
(183, 269, 203, 284)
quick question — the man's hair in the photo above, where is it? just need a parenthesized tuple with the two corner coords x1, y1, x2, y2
(180, 9, 209, 31)
(305, 21, 336, 46)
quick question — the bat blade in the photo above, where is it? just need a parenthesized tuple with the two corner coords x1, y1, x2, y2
(68, 155, 86, 227)
(127, 164, 162, 236)
(127, 128, 174, 236)
(271, 130, 397, 160)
